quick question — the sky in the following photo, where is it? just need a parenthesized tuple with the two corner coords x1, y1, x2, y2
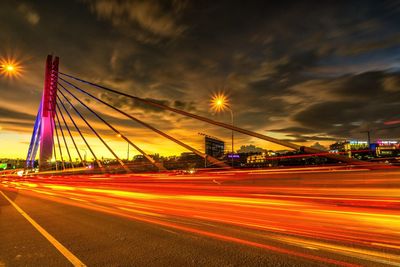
(0, 0, 400, 159)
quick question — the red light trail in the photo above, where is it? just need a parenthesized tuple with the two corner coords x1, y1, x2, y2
(1, 167, 400, 266)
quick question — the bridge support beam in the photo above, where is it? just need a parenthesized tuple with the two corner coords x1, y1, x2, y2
(39, 55, 59, 171)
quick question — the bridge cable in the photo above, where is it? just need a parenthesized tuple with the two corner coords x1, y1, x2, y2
(58, 81, 163, 171)
(45, 98, 59, 172)
(30, 121, 42, 169)
(27, 118, 41, 169)
(55, 108, 74, 169)
(59, 72, 370, 165)
(25, 103, 42, 169)
(58, 72, 303, 149)
(58, 77, 227, 168)
(53, 113, 65, 170)
(56, 102, 84, 166)
(58, 84, 128, 171)
(60, 72, 299, 148)
(57, 87, 127, 170)
(56, 95, 102, 168)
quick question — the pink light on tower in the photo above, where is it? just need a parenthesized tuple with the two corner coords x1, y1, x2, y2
(39, 55, 59, 171)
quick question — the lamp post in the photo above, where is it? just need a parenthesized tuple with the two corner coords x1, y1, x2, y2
(81, 149, 87, 164)
(127, 142, 130, 161)
(210, 93, 235, 167)
(117, 134, 129, 161)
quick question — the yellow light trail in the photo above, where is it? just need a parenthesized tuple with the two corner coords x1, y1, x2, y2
(1, 167, 400, 266)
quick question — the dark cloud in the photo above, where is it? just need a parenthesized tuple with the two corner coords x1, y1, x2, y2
(295, 101, 362, 129)
(269, 127, 317, 134)
(0, 107, 36, 121)
(1, 0, 400, 154)
(291, 71, 400, 139)
(97, 91, 184, 113)
(284, 134, 337, 142)
(336, 71, 384, 98)
(83, 0, 188, 43)
(0, 120, 34, 134)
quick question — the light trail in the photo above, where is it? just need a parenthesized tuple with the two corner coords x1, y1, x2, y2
(1, 167, 400, 266)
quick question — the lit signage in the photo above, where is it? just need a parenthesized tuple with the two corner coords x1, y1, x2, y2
(377, 141, 398, 145)
(349, 140, 367, 145)
(227, 154, 240, 159)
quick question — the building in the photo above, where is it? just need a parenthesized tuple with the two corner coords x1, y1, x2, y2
(237, 145, 265, 154)
(329, 140, 369, 152)
(330, 140, 400, 159)
(0, 159, 25, 169)
(374, 141, 400, 157)
(205, 136, 225, 159)
(246, 151, 277, 164)
(329, 140, 370, 158)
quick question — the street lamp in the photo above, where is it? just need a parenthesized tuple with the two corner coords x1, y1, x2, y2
(0, 58, 22, 78)
(210, 93, 234, 167)
(117, 134, 129, 161)
(51, 157, 58, 171)
(81, 149, 87, 163)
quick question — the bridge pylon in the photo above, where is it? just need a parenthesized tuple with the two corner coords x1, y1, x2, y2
(38, 55, 59, 171)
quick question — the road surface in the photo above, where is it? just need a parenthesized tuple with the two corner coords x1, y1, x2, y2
(1, 166, 399, 266)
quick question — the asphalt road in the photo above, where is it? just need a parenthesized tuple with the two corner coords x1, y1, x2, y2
(1, 167, 399, 267)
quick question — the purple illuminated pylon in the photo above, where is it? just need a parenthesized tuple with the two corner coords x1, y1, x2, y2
(25, 102, 42, 169)
(38, 55, 59, 171)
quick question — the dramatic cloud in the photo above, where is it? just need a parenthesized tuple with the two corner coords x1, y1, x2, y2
(1, 0, 400, 157)
(290, 71, 400, 139)
(83, 0, 187, 42)
(0, 107, 36, 122)
(17, 3, 40, 25)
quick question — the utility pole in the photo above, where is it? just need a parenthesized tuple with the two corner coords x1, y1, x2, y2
(360, 130, 371, 147)
(127, 143, 130, 161)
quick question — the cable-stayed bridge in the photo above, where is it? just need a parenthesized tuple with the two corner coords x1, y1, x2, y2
(1, 55, 399, 267)
(25, 55, 366, 173)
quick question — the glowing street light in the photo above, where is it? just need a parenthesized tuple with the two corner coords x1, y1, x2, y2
(5, 64, 14, 72)
(211, 93, 229, 112)
(0, 58, 22, 78)
(210, 92, 235, 167)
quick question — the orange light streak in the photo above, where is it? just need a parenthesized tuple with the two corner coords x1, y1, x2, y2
(1, 167, 400, 266)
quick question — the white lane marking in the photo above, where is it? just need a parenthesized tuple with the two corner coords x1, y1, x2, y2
(0, 190, 86, 267)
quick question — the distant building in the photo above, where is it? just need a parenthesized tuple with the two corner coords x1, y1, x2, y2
(179, 152, 204, 168)
(246, 151, 276, 164)
(205, 136, 225, 158)
(329, 140, 369, 159)
(329, 140, 369, 156)
(0, 159, 24, 169)
(374, 141, 400, 157)
(247, 153, 267, 164)
(329, 141, 347, 152)
(133, 154, 146, 162)
(237, 145, 266, 154)
(329, 140, 400, 159)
